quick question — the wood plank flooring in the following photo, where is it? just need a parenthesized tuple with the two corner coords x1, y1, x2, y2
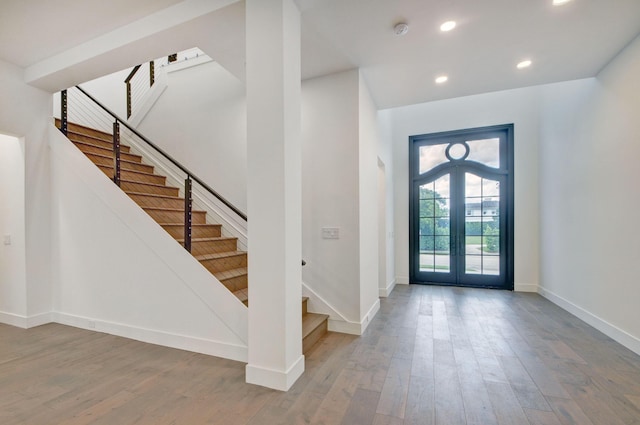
(1, 285, 639, 424)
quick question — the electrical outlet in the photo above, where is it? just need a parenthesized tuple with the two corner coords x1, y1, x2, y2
(3, 235, 11, 246)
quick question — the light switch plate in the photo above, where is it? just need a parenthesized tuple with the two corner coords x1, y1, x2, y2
(3, 235, 11, 246)
(321, 227, 339, 239)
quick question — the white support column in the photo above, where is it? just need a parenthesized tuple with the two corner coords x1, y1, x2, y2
(245, 0, 303, 391)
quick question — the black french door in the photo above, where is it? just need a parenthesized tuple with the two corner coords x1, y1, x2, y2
(409, 125, 514, 290)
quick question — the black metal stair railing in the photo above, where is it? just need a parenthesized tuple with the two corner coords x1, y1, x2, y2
(59, 85, 247, 253)
(124, 61, 155, 119)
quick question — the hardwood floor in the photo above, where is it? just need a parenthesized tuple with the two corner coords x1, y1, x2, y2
(1, 285, 639, 424)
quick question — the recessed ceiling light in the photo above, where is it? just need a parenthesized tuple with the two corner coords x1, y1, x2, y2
(552, 0, 572, 5)
(435, 75, 448, 84)
(440, 21, 457, 32)
(517, 60, 532, 69)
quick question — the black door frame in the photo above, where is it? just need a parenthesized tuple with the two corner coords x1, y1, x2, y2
(409, 124, 514, 290)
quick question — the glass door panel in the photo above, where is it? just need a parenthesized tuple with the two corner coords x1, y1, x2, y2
(461, 172, 503, 284)
(417, 174, 453, 278)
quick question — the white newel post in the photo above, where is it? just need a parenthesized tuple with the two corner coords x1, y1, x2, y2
(245, 0, 304, 391)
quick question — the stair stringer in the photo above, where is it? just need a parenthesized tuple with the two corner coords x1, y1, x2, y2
(49, 124, 248, 362)
(302, 281, 374, 336)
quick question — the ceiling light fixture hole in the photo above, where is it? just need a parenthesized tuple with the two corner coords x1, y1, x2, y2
(394, 23, 409, 36)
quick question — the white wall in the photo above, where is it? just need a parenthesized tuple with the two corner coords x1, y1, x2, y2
(538, 35, 640, 353)
(138, 61, 247, 213)
(0, 134, 27, 320)
(389, 85, 541, 291)
(301, 70, 361, 323)
(0, 59, 52, 325)
(53, 68, 131, 122)
(378, 110, 395, 292)
(358, 73, 382, 322)
(49, 126, 248, 361)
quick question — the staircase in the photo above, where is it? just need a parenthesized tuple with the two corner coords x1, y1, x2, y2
(56, 119, 329, 353)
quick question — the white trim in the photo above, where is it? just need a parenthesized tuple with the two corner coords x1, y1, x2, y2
(328, 299, 381, 335)
(362, 299, 380, 333)
(515, 283, 539, 293)
(302, 281, 381, 336)
(54, 312, 248, 362)
(328, 319, 363, 335)
(0, 311, 28, 328)
(538, 286, 640, 356)
(396, 276, 409, 284)
(301, 281, 351, 323)
(245, 354, 305, 391)
(379, 279, 397, 297)
(26, 312, 54, 328)
(165, 54, 212, 73)
(0, 311, 53, 328)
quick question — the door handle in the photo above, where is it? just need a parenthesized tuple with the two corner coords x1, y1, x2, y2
(451, 235, 456, 256)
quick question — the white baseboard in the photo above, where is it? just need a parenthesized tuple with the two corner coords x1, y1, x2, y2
(246, 354, 305, 391)
(363, 299, 380, 333)
(54, 312, 248, 362)
(327, 319, 362, 335)
(396, 276, 409, 284)
(515, 283, 539, 293)
(538, 286, 640, 356)
(328, 299, 380, 336)
(379, 279, 397, 297)
(26, 312, 54, 328)
(0, 311, 28, 328)
(0, 311, 53, 328)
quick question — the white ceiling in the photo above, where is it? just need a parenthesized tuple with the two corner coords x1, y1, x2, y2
(0, 0, 183, 67)
(297, 0, 640, 108)
(1, 0, 639, 109)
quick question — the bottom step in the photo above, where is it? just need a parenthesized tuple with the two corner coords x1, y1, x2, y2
(302, 312, 329, 353)
(235, 293, 329, 353)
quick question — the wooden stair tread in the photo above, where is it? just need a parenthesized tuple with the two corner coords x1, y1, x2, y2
(195, 251, 246, 261)
(181, 236, 235, 241)
(302, 312, 329, 338)
(98, 166, 159, 179)
(216, 267, 247, 280)
(124, 180, 177, 190)
(232, 288, 248, 304)
(127, 192, 182, 201)
(88, 153, 148, 167)
(159, 222, 220, 227)
(75, 142, 143, 161)
(69, 132, 120, 145)
(144, 206, 206, 214)
(72, 139, 132, 152)
(55, 119, 113, 139)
